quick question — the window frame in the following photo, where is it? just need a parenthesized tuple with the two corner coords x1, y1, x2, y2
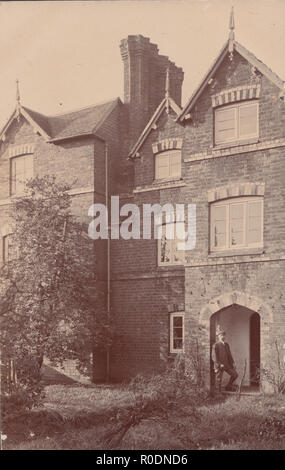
(210, 196, 264, 253)
(10, 153, 34, 196)
(2, 234, 12, 264)
(214, 100, 259, 146)
(170, 312, 185, 354)
(157, 219, 186, 266)
(155, 150, 181, 181)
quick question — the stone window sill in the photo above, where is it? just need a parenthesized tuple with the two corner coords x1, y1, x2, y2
(152, 177, 183, 185)
(213, 138, 259, 150)
(208, 247, 265, 258)
(157, 264, 185, 272)
(133, 179, 185, 193)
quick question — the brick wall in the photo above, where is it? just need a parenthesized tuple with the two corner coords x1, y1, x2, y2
(109, 48, 285, 386)
(184, 261, 285, 387)
(179, 49, 285, 388)
(110, 273, 184, 380)
(109, 109, 186, 380)
(0, 115, 111, 383)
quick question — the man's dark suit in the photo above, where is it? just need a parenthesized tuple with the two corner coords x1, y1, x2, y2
(212, 341, 238, 391)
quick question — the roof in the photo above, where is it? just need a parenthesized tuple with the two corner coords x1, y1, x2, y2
(177, 39, 285, 122)
(128, 96, 182, 159)
(0, 98, 120, 143)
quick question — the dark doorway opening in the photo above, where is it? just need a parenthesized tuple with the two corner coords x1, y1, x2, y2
(209, 305, 261, 392)
(250, 312, 260, 386)
(210, 316, 216, 390)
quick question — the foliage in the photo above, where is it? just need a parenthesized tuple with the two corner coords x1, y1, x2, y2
(0, 176, 100, 403)
(259, 413, 285, 441)
(186, 337, 206, 387)
(261, 339, 285, 394)
(1, 389, 41, 423)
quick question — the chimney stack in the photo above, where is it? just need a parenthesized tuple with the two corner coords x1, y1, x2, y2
(120, 35, 184, 149)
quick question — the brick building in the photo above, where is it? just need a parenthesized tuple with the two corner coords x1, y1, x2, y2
(0, 13, 284, 390)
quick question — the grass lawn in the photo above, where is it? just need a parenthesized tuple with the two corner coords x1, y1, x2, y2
(2, 384, 285, 450)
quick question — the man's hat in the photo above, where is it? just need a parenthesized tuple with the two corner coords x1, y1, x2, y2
(216, 324, 225, 336)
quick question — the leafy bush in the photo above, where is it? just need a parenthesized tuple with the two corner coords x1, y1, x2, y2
(1, 384, 44, 432)
(1, 355, 44, 426)
(1, 390, 34, 422)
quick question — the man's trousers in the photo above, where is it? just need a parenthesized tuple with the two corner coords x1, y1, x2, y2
(215, 366, 238, 391)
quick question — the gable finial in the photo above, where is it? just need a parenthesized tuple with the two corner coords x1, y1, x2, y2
(229, 6, 235, 41)
(165, 67, 170, 114)
(16, 79, 21, 104)
(16, 79, 21, 121)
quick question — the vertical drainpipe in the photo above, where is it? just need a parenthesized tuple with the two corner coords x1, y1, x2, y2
(105, 142, 111, 382)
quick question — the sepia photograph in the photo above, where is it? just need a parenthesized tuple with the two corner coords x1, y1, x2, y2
(0, 0, 284, 453)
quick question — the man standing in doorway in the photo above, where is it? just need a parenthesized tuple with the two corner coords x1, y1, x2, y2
(212, 327, 238, 392)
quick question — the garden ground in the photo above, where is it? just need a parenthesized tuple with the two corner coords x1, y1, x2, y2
(2, 383, 285, 450)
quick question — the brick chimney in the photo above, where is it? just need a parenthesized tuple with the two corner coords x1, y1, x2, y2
(120, 35, 184, 150)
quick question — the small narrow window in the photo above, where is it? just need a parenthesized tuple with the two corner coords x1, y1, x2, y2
(155, 150, 181, 180)
(3, 234, 12, 263)
(10, 154, 34, 195)
(158, 220, 186, 266)
(170, 313, 184, 353)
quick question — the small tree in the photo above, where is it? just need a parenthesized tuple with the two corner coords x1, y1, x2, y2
(0, 176, 100, 402)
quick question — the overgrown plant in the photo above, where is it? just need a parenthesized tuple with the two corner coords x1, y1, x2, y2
(260, 339, 285, 394)
(0, 176, 101, 409)
(102, 354, 206, 449)
(186, 337, 205, 387)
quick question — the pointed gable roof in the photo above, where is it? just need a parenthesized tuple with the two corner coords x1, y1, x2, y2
(0, 98, 121, 143)
(128, 96, 181, 159)
(0, 106, 51, 142)
(21, 107, 51, 137)
(177, 39, 285, 122)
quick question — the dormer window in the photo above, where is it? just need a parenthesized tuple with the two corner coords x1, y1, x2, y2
(155, 150, 181, 180)
(214, 101, 259, 146)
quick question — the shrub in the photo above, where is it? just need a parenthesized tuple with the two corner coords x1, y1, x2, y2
(261, 340, 285, 394)
(102, 355, 206, 449)
(1, 355, 45, 427)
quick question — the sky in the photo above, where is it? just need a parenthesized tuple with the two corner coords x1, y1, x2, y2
(0, 0, 285, 128)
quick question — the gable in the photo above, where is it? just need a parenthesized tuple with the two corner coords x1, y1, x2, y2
(186, 47, 284, 122)
(178, 40, 284, 122)
(0, 114, 37, 153)
(0, 98, 121, 145)
(128, 97, 182, 159)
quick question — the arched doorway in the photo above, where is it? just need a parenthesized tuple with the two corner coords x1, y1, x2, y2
(210, 305, 260, 391)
